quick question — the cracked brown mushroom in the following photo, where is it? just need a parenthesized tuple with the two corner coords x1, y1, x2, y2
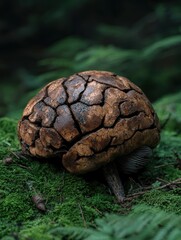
(18, 70, 160, 202)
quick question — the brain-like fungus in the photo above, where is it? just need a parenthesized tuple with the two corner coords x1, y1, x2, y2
(18, 71, 160, 202)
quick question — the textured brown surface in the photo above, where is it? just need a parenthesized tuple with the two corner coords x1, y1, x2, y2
(18, 70, 160, 174)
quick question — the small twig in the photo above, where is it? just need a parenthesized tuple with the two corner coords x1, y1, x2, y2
(78, 203, 87, 228)
(156, 178, 181, 190)
(125, 178, 181, 201)
(11, 150, 29, 160)
(156, 177, 169, 184)
(126, 190, 149, 200)
(93, 206, 103, 215)
(154, 163, 174, 168)
(11, 151, 20, 159)
(17, 163, 32, 170)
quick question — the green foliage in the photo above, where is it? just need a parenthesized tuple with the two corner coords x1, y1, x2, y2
(1, 1, 181, 117)
(39, 205, 181, 240)
(38, 37, 90, 82)
(133, 93, 181, 186)
(1, 92, 181, 238)
(154, 91, 181, 132)
(36, 34, 181, 102)
(140, 190, 181, 214)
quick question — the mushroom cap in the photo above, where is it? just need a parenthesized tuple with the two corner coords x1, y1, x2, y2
(18, 70, 160, 174)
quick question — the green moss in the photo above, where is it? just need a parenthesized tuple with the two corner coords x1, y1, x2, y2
(139, 190, 181, 214)
(138, 129, 181, 186)
(1, 101, 181, 239)
(0, 118, 120, 238)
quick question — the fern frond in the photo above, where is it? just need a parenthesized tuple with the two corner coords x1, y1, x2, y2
(48, 226, 94, 240)
(48, 207, 181, 240)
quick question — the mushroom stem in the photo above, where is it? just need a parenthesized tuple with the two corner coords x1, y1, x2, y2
(103, 162, 125, 202)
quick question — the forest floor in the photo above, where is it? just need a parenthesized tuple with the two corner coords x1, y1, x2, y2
(0, 91, 181, 240)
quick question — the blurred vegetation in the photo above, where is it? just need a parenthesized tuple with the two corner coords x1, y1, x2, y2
(0, 0, 181, 117)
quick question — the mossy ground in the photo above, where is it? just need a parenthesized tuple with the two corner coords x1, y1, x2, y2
(0, 92, 181, 239)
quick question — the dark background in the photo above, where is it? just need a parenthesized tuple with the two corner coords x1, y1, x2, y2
(0, 0, 181, 118)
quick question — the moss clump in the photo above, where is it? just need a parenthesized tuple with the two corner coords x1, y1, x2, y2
(1, 89, 181, 240)
(137, 130, 181, 190)
(0, 118, 120, 238)
(139, 190, 181, 214)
